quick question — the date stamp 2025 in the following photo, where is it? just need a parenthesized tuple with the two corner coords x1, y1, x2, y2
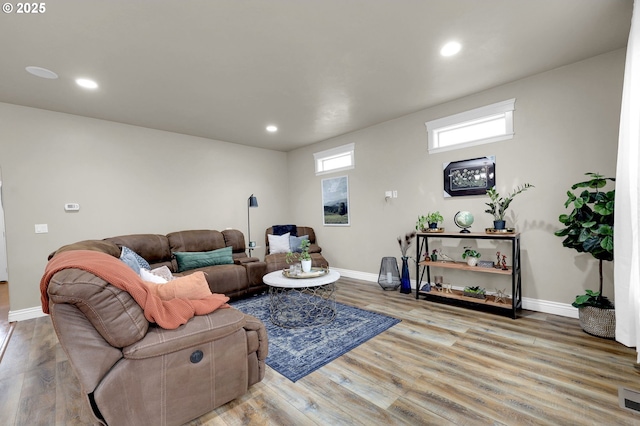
(3, 3, 46, 14)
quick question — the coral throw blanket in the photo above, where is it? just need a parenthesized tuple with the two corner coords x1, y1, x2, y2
(40, 250, 230, 329)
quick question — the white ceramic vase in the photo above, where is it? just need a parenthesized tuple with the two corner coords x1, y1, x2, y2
(301, 259, 312, 272)
(466, 257, 478, 267)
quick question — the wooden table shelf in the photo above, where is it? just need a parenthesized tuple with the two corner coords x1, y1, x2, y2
(416, 231, 522, 319)
(419, 260, 511, 275)
(417, 288, 513, 310)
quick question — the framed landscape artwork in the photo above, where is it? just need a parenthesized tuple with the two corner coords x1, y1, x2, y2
(443, 156, 496, 197)
(322, 175, 350, 226)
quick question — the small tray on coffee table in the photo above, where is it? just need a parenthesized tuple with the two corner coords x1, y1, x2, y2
(282, 267, 329, 279)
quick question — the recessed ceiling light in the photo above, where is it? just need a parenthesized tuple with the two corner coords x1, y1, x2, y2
(75, 78, 98, 89)
(266, 125, 278, 132)
(25, 66, 58, 79)
(440, 41, 462, 57)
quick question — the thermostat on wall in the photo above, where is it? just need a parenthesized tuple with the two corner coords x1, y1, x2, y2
(64, 203, 80, 211)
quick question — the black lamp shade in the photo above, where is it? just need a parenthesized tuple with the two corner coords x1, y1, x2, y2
(248, 195, 258, 207)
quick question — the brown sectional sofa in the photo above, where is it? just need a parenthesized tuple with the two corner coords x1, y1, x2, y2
(52, 228, 268, 299)
(264, 225, 329, 273)
(44, 229, 269, 425)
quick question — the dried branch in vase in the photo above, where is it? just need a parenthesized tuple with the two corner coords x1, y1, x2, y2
(397, 231, 416, 257)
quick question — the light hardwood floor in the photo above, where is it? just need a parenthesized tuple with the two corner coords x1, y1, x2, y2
(1, 277, 639, 425)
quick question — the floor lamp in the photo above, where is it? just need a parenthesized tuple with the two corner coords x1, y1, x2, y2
(247, 194, 258, 253)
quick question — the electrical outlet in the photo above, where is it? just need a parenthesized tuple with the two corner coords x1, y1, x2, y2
(393, 190, 398, 198)
(35, 224, 48, 234)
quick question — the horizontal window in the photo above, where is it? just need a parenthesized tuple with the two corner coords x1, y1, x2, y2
(426, 99, 515, 154)
(314, 143, 355, 175)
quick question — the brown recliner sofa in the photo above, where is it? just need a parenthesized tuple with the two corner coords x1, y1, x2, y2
(46, 267, 268, 426)
(51, 229, 268, 300)
(264, 225, 329, 273)
(44, 229, 270, 425)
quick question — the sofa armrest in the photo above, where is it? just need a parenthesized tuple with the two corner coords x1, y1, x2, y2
(243, 314, 268, 362)
(309, 243, 322, 254)
(245, 261, 267, 286)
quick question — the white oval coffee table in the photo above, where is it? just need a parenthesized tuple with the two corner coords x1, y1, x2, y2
(262, 269, 340, 328)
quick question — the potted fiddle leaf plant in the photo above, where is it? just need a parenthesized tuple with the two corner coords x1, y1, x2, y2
(485, 183, 534, 229)
(555, 172, 615, 338)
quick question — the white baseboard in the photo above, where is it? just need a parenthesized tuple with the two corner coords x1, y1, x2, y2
(334, 267, 578, 319)
(8, 306, 48, 322)
(10, 268, 578, 322)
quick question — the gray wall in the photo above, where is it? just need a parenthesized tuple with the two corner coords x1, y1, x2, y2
(287, 49, 624, 309)
(0, 104, 289, 312)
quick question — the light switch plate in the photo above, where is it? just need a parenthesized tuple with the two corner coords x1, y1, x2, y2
(35, 224, 48, 234)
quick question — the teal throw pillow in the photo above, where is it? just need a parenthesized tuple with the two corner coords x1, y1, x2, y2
(174, 246, 234, 272)
(289, 235, 309, 253)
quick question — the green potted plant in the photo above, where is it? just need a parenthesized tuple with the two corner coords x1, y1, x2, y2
(485, 183, 534, 229)
(286, 239, 312, 272)
(461, 247, 481, 266)
(463, 286, 486, 299)
(416, 215, 428, 232)
(426, 211, 444, 229)
(555, 172, 615, 338)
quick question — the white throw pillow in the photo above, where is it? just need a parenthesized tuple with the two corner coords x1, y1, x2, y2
(268, 232, 291, 254)
(140, 267, 168, 284)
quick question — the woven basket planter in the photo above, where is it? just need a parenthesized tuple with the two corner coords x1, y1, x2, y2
(578, 306, 616, 339)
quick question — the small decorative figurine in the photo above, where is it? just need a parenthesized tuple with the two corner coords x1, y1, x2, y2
(444, 283, 453, 294)
(501, 255, 508, 270)
(437, 249, 455, 263)
(494, 288, 509, 304)
(430, 249, 438, 261)
(495, 251, 501, 269)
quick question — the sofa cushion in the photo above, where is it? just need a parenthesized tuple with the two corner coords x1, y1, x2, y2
(167, 230, 226, 253)
(174, 246, 234, 272)
(268, 232, 290, 254)
(289, 235, 309, 253)
(106, 234, 172, 269)
(48, 269, 149, 348)
(273, 224, 297, 236)
(123, 308, 247, 360)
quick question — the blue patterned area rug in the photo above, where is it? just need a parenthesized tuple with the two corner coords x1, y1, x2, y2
(231, 293, 401, 382)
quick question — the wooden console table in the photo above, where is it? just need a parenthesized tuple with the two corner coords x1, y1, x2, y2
(415, 231, 522, 319)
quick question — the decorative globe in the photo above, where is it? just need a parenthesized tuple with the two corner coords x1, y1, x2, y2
(454, 211, 474, 233)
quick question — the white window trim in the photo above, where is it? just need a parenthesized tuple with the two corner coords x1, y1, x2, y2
(314, 143, 355, 176)
(426, 98, 515, 154)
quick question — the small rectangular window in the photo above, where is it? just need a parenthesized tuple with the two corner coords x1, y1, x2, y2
(314, 143, 355, 175)
(426, 99, 515, 154)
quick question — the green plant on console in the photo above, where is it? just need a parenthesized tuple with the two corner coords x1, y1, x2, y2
(426, 211, 444, 225)
(555, 172, 615, 309)
(461, 247, 481, 259)
(485, 183, 534, 221)
(285, 239, 312, 263)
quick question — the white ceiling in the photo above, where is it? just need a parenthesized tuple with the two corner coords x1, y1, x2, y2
(0, 0, 633, 152)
